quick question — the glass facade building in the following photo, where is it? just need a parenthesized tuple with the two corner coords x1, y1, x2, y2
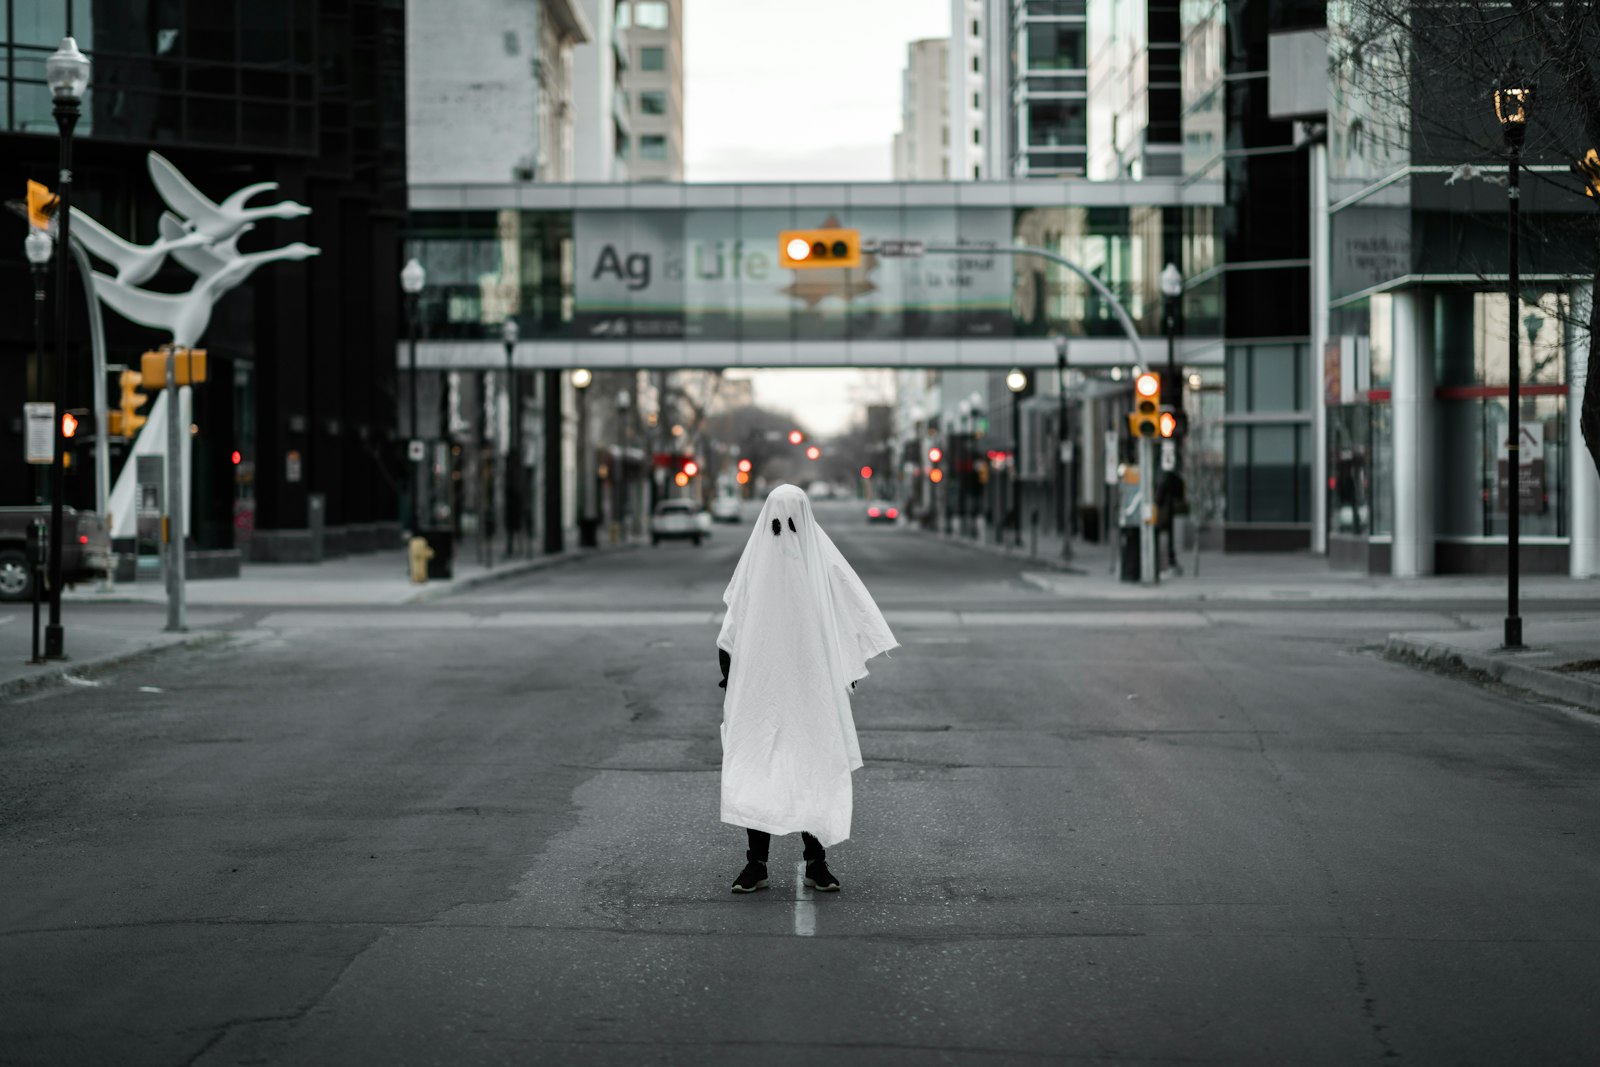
(0, 0, 407, 562)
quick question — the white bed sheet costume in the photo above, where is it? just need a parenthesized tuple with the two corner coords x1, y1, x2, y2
(717, 484, 899, 847)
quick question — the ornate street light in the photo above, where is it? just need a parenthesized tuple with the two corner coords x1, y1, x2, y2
(502, 318, 520, 557)
(42, 37, 90, 659)
(1006, 369, 1029, 547)
(400, 257, 426, 534)
(1495, 81, 1531, 649)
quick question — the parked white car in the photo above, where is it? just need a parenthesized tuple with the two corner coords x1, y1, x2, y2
(651, 499, 709, 546)
(710, 496, 743, 524)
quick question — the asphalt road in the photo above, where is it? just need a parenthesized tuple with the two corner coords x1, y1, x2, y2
(4, 500, 1600, 1064)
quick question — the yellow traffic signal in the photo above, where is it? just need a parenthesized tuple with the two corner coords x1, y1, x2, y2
(1128, 371, 1161, 438)
(110, 369, 149, 438)
(779, 228, 861, 270)
(27, 180, 57, 230)
(140, 347, 208, 388)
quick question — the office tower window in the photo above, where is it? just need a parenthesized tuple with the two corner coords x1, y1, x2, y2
(640, 46, 665, 71)
(1027, 24, 1086, 70)
(640, 90, 667, 115)
(635, 1, 668, 29)
(972, 56, 980, 72)
(973, 128, 981, 144)
(972, 18, 980, 36)
(640, 135, 667, 160)
(615, 1, 630, 29)
(973, 92, 980, 108)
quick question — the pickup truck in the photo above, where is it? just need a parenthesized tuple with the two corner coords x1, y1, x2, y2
(0, 506, 112, 601)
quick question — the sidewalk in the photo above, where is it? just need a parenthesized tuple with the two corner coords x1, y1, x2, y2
(3, 537, 636, 698)
(1386, 619, 1600, 712)
(916, 523, 1600, 603)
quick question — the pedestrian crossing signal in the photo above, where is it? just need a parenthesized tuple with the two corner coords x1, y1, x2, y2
(779, 228, 861, 270)
(1128, 372, 1161, 438)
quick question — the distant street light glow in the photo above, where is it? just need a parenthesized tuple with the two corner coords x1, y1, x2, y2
(860, 466, 872, 479)
(806, 445, 821, 460)
(674, 471, 689, 487)
(788, 430, 804, 445)
(683, 460, 699, 477)
(929, 469, 944, 483)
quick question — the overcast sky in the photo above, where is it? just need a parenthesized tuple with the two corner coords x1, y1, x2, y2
(684, 0, 949, 436)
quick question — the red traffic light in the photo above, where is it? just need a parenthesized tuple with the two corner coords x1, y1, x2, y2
(61, 412, 79, 438)
(860, 466, 873, 479)
(927, 446, 943, 464)
(1135, 372, 1161, 400)
(683, 460, 699, 477)
(788, 430, 804, 445)
(737, 458, 752, 473)
(231, 450, 242, 465)
(806, 446, 821, 461)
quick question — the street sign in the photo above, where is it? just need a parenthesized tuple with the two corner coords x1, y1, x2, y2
(24, 403, 54, 464)
(873, 239, 925, 258)
(1161, 440, 1177, 472)
(1496, 425, 1546, 514)
(408, 440, 426, 462)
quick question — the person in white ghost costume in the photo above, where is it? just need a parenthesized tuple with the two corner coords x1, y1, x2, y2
(717, 484, 898, 893)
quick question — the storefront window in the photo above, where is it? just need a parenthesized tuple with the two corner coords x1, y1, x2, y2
(1437, 395, 1566, 539)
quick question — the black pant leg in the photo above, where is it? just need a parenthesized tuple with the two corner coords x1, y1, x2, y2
(800, 832, 825, 863)
(746, 828, 770, 862)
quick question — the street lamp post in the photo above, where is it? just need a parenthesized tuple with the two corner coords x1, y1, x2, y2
(1006, 368, 1029, 548)
(25, 231, 52, 504)
(400, 258, 426, 535)
(1160, 263, 1186, 571)
(956, 399, 971, 537)
(616, 389, 632, 541)
(572, 368, 594, 546)
(1054, 335, 1076, 562)
(43, 37, 89, 660)
(502, 318, 519, 558)
(1495, 83, 1531, 649)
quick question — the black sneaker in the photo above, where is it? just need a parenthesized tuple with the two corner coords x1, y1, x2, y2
(804, 859, 840, 892)
(731, 860, 768, 894)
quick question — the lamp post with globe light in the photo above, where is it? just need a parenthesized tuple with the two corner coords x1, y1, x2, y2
(502, 318, 520, 558)
(25, 231, 52, 502)
(616, 389, 632, 541)
(400, 257, 426, 534)
(1495, 82, 1531, 649)
(572, 368, 595, 546)
(43, 37, 89, 660)
(1006, 368, 1029, 548)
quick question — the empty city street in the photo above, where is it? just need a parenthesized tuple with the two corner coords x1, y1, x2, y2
(4, 502, 1599, 1064)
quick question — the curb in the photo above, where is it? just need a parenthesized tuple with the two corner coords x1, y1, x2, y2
(1384, 634, 1600, 712)
(909, 526, 1089, 574)
(0, 631, 229, 702)
(405, 542, 642, 604)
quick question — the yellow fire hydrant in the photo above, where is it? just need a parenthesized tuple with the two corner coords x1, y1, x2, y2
(408, 535, 434, 584)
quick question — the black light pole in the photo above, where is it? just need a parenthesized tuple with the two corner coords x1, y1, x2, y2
(1496, 84, 1531, 649)
(1054, 336, 1070, 542)
(44, 38, 90, 661)
(400, 257, 426, 535)
(616, 388, 632, 540)
(1006, 368, 1028, 547)
(502, 318, 519, 558)
(25, 230, 52, 504)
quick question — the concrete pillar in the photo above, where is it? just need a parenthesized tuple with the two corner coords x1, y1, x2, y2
(1391, 288, 1435, 577)
(1309, 139, 1330, 554)
(1570, 282, 1600, 577)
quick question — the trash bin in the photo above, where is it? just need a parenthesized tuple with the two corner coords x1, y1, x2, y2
(1120, 526, 1141, 583)
(422, 528, 453, 580)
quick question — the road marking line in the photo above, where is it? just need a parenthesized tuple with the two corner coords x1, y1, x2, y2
(794, 861, 815, 937)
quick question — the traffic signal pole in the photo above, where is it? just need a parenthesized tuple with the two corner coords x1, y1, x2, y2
(165, 349, 187, 633)
(1139, 436, 1158, 586)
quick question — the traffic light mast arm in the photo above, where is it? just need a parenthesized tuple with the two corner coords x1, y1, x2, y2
(921, 244, 1145, 366)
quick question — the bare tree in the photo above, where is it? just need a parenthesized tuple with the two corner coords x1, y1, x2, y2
(1331, 0, 1600, 477)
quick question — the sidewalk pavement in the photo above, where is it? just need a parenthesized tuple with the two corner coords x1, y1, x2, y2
(2, 536, 637, 698)
(917, 522, 1600, 603)
(1387, 619, 1600, 712)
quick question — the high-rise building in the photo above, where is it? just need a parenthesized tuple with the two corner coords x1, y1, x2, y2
(893, 38, 950, 181)
(409, 0, 591, 185)
(1086, 0, 1180, 179)
(617, 0, 683, 182)
(951, 1, 1089, 180)
(0, 0, 407, 564)
(573, 0, 631, 181)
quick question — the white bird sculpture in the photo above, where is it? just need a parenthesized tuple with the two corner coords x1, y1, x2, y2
(68, 206, 212, 286)
(147, 151, 310, 243)
(157, 211, 254, 279)
(92, 242, 320, 348)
